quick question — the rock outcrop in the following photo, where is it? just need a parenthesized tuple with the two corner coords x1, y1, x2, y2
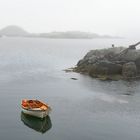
(74, 42, 140, 80)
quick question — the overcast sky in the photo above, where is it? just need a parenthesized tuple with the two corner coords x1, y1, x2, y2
(0, 0, 139, 38)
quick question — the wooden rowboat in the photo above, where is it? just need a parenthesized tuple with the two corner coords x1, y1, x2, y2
(21, 99, 51, 118)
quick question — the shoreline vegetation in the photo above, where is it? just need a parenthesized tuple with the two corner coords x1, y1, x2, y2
(0, 25, 122, 39)
(72, 42, 140, 81)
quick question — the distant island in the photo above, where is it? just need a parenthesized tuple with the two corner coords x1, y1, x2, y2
(0, 25, 29, 37)
(0, 25, 122, 39)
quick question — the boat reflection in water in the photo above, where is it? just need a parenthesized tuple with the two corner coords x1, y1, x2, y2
(21, 111, 52, 134)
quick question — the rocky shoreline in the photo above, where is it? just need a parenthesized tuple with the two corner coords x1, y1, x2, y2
(74, 42, 140, 80)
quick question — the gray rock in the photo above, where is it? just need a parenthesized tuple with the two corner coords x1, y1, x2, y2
(83, 47, 125, 60)
(89, 60, 122, 76)
(75, 45, 140, 80)
(88, 55, 98, 64)
(115, 49, 140, 61)
(122, 62, 137, 78)
(135, 57, 140, 73)
(77, 47, 125, 68)
(77, 55, 97, 66)
(77, 59, 87, 66)
(83, 50, 96, 60)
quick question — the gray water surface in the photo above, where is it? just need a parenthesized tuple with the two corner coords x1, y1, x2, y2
(0, 37, 140, 140)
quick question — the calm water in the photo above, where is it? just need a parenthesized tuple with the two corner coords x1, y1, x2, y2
(0, 37, 140, 140)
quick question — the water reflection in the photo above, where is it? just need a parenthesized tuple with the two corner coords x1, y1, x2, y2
(80, 74, 139, 96)
(21, 112, 52, 134)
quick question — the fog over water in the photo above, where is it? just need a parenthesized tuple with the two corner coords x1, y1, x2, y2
(0, 0, 140, 139)
(0, 37, 140, 140)
(0, 0, 140, 38)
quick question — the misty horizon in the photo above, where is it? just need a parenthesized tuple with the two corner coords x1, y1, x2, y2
(0, 0, 140, 39)
(0, 25, 121, 35)
(0, 24, 133, 39)
(0, 25, 123, 39)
